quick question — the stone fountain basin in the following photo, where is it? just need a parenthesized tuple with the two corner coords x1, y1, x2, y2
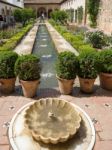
(24, 98, 81, 144)
(8, 98, 95, 150)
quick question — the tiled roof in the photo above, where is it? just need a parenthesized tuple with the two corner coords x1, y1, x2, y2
(24, 0, 63, 4)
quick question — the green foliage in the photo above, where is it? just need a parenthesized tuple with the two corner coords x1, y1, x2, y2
(14, 8, 36, 26)
(87, 0, 100, 27)
(66, 9, 74, 22)
(0, 51, 18, 78)
(97, 50, 112, 73)
(51, 10, 68, 25)
(86, 30, 107, 49)
(49, 19, 56, 26)
(78, 44, 96, 52)
(15, 54, 41, 81)
(78, 50, 98, 79)
(56, 51, 78, 79)
(49, 21, 96, 52)
(13, 9, 22, 23)
(0, 24, 33, 51)
(55, 25, 67, 35)
(77, 6, 83, 24)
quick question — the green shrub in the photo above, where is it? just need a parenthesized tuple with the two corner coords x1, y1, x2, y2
(51, 10, 68, 25)
(49, 19, 56, 26)
(0, 51, 18, 78)
(56, 51, 78, 79)
(78, 44, 95, 52)
(14, 8, 36, 26)
(15, 54, 41, 81)
(0, 24, 32, 51)
(97, 50, 112, 73)
(78, 50, 98, 79)
(86, 30, 107, 49)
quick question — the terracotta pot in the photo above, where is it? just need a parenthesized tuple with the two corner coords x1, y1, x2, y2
(0, 78, 16, 94)
(20, 80, 40, 98)
(56, 75, 75, 95)
(79, 77, 96, 93)
(99, 73, 112, 91)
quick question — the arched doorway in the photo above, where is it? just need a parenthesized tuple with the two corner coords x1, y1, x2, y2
(48, 9, 53, 18)
(37, 7, 47, 18)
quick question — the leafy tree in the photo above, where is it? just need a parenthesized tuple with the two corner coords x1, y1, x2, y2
(14, 8, 36, 26)
(51, 10, 68, 25)
(13, 9, 22, 22)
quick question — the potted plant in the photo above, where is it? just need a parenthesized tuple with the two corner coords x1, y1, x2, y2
(78, 50, 98, 93)
(15, 54, 41, 98)
(56, 51, 78, 94)
(98, 50, 112, 90)
(0, 51, 18, 94)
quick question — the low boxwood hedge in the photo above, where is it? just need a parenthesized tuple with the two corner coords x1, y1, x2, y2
(0, 23, 33, 51)
(51, 23, 95, 53)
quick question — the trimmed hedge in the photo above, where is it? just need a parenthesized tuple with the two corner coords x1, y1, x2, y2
(15, 54, 41, 81)
(0, 51, 18, 78)
(97, 50, 112, 73)
(50, 22, 95, 53)
(56, 51, 78, 79)
(78, 49, 98, 79)
(0, 23, 33, 51)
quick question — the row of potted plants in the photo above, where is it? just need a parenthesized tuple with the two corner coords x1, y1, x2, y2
(0, 50, 111, 97)
(56, 50, 112, 94)
(0, 51, 41, 98)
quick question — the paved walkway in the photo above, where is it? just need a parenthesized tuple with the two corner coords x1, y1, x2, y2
(14, 23, 38, 55)
(46, 22, 79, 56)
(0, 87, 112, 150)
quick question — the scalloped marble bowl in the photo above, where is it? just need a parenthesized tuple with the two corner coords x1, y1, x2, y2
(24, 98, 81, 144)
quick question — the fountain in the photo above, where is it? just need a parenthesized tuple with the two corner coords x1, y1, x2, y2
(8, 98, 95, 150)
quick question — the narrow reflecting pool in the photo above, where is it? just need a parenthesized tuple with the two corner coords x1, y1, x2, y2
(33, 24, 58, 88)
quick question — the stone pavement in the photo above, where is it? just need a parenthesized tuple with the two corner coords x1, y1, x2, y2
(46, 22, 79, 56)
(14, 23, 38, 55)
(0, 86, 112, 150)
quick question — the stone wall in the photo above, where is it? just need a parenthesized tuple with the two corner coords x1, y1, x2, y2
(97, 0, 112, 35)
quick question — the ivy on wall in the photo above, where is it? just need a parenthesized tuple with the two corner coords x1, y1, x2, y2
(77, 6, 83, 24)
(67, 9, 74, 23)
(87, 0, 100, 27)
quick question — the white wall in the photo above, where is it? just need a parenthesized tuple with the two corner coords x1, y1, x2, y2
(3, 0, 24, 8)
(60, 0, 85, 23)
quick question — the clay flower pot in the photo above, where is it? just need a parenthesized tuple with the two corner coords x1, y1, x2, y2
(99, 73, 112, 91)
(79, 77, 96, 93)
(56, 75, 75, 95)
(0, 78, 16, 94)
(20, 80, 40, 98)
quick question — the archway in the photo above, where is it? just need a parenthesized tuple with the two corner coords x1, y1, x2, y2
(48, 9, 53, 18)
(37, 7, 47, 18)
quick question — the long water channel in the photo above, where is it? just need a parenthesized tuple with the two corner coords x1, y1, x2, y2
(33, 24, 58, 88)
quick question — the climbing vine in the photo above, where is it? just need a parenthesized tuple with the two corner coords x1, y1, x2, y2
(77, 6, 83, 24)
(87, 0, 100, 27)
(67, 9, 74, 22)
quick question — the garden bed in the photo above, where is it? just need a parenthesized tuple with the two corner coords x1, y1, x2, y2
(0, 23, 33, 51)
(49, 20, 112, 53)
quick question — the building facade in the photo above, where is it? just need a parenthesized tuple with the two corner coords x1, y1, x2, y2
(61, 0, 112, 34)
(0, 0, 24, 29)
(24, 0, 62, 18)
(60, 0, 86, 24)
(97, 0, 112, 34)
